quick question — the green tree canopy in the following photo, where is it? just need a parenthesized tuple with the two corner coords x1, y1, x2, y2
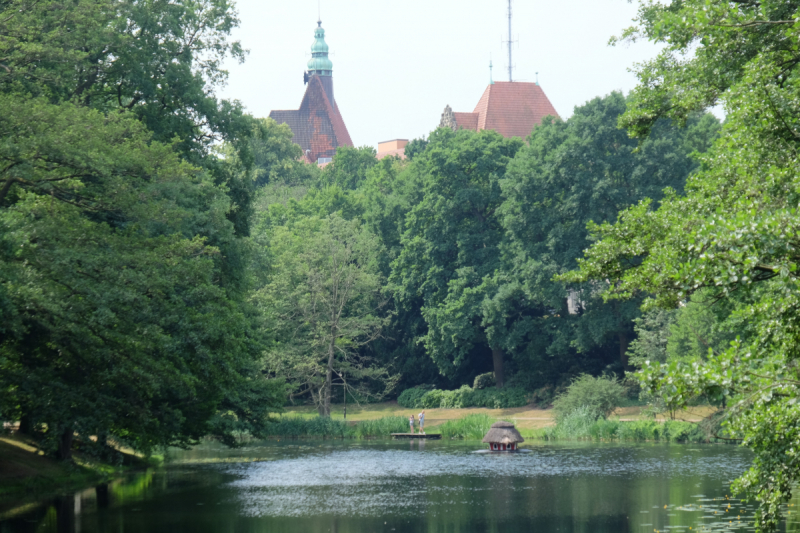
(563, 0, 800, 529)
(252, 214, 394, 417)
(320, 146, 378, 190)
(495, 92, 717, 384)
(391, 128, 523, 387)
(0, 0, 285, 458)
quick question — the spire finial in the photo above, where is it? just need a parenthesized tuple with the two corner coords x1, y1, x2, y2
(536, 72, 539, 86)
(308, 15, 332, 76)
(489, 59, 494, 85)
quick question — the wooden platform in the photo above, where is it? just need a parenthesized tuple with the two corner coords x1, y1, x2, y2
(390, 433, 441, 440)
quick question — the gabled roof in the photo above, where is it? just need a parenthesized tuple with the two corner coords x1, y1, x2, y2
(268, 75, 352, 164)
(448, 81, 559, 139)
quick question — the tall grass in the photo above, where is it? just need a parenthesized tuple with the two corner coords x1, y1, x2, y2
(539, 407, 709, 443)
(351, 417, 408, 439)
(438, 414, 494, 440)
(264, 416, 408, 439)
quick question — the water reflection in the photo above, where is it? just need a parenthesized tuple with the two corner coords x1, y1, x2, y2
(0, 442, 792, 533)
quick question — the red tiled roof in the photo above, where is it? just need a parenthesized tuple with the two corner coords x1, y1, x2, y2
(448, 81, 559, 139)
(473, 82, 559, 139)
(268, 75, 353, 163)
(453, 112, 479, 131)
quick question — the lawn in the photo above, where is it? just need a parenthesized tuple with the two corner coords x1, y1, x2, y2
(282, 402, 716, 431)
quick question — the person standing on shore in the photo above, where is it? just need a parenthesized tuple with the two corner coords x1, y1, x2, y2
(409, 414, 415, 434)
(418, 410, 425, 434)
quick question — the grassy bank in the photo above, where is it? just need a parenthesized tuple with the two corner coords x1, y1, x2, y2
(0, 435, 153, 507)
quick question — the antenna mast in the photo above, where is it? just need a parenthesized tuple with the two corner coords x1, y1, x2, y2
(508, 0, 512, 81)
(501, 0, 516, 82)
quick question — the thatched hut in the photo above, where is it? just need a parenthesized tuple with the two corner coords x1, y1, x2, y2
(482, 421, 524, 451)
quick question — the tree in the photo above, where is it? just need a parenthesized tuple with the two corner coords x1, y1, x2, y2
(488, 93, 717, 392)
(563, 1, 800, 529)
(0, 0, 284, 457)
(357, 156, 443, 390)
(391, 128, 523, 387)
(0, 97, 282, 457)
(253, 214, 394, 417)
(404, 137, 429, 161)
(320, 146, 378, 190)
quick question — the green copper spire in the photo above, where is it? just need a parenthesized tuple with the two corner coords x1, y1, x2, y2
(307, 20, 333, 76)
(490, 60, 494, 85)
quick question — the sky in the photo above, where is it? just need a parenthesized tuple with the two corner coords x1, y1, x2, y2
(217, 0, 662, 149)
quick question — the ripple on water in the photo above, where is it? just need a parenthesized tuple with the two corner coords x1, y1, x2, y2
(221, 445, 752, 519)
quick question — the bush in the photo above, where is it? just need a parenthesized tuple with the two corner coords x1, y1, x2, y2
(397, 385, 528, 409)
(473, 372, 496, 390)
(552, 374, 625, 422)
(529, 384, 568, 408)
(468, 387, 527, 409)
(543, 405, 599, 440)
(397, 387, 429, 408)
(438, 414, 494, 440)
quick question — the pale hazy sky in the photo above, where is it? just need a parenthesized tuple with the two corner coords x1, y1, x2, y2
(218, 0, 661, 149)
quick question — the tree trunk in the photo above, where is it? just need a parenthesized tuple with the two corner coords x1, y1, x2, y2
(19, 413, 34, 435)
(54, 495, 76, 533)
(96, 483, 110, 508)
(323, 339, 335, 418)
(619, 332, 630, 369)
(57, 427, 74, 462)
(492, 347, 505, 389)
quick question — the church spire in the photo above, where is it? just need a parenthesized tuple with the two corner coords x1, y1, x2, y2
(307, 21, 333, 77)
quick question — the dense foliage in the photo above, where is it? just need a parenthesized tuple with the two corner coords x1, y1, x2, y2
(5, 0, 765, 495)
(397, 386, 528, 409)
(551, 375, 625, 422)
(0, 0, 286, 457)
(562, 0, 800, 529)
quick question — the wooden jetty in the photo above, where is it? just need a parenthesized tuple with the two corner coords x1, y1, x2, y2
(390, 433, 441, 440)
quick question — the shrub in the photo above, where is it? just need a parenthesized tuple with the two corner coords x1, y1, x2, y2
(397, 387, 429, 408)
(438, 414, 494, 440)
(473, 372, 496, 390)
(397, 385, 528, 409)
(544, 405, 598, 440)
(468, 387, 527, 409)
(552, 374, 625, 422)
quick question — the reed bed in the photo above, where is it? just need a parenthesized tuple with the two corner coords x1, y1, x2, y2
(264, 416, 408, 439)
(534, 407, 708, 443)
(437, 414, 494, 440)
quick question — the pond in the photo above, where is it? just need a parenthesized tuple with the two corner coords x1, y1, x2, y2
(1, 440, 796, 533)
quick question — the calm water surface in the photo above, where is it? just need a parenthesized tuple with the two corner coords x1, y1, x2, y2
(2, 440, 797, 533)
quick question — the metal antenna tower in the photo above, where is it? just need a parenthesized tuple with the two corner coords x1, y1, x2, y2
(502, 0, 517, 82)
